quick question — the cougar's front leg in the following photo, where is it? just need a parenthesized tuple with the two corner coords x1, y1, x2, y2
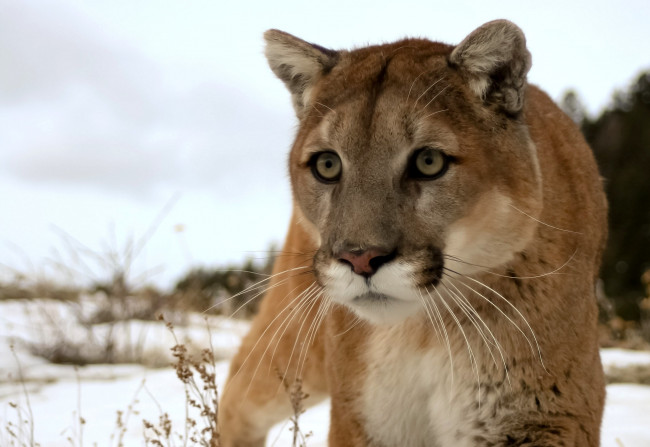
(219, 262, 329, 446)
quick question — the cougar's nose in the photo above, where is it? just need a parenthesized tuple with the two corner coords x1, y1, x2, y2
(336, 247, 396, 277)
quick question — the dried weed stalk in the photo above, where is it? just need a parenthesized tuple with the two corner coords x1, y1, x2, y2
(277, 372, 312, 447)
(143, 316, 220, 447)
(2, 345, 38, 447)
(111, 380, 144, 447)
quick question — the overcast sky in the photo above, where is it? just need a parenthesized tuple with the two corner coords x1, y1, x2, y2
(1, 0, 649, 288)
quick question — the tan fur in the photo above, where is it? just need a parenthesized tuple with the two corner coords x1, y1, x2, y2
(220, 20, 607, 446)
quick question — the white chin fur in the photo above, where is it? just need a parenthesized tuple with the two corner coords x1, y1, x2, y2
(323, 261, 423, 325)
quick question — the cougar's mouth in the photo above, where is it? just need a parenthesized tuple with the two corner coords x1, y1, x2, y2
(318, 259, 429, 324)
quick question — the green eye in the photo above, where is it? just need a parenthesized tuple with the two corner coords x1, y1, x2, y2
(311, 151, 342, 183)
(410, 147, 448, 179)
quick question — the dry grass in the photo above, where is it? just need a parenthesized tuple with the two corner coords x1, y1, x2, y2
(597, 270, 650, 350)
(143, 317, 221, 447)
(2, 346, 37, 447)
(278, 374, 312, 447)
(1, 218, 274, 367)
(16, 297, 174, 367)
(605, 363, 650, 385)
(2, 315, 312, 447)
(0, 273, 80, 302)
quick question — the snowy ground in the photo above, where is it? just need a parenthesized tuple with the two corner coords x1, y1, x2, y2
(1, 299, 649, 446)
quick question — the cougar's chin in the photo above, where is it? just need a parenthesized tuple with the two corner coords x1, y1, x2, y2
(320, 261, 424, 325)
(350, 293, 423, 325)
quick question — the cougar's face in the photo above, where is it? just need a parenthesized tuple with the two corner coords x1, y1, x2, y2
(289, 53, 542, 325)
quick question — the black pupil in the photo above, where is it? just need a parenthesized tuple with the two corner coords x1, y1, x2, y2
(325, 159, 333, 169)
(424, 155, 433, 165)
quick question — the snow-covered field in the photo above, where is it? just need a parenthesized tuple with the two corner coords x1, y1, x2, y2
(1, 299, 649, 446)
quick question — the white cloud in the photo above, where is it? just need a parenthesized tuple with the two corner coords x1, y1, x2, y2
(0, 1, 294, 199)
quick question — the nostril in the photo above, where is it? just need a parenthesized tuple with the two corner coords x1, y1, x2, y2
(338, 252, 369, 275)
(337, 247, 396, 277)
(368, 251, 397, 272)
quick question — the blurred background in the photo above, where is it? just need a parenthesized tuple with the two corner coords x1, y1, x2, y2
(1, 0, 649, 333)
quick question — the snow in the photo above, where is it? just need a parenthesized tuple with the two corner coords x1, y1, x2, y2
(602, 384, 650, 447)
(601, 348, 650, 371)
(1, 299, 649, 446)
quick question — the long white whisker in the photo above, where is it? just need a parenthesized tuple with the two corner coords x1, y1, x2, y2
(242, 283, 321, 400)
(421, 108, 448, 120)
(443, 247, 578, 280)
(412, 77, 444, 111)
(449, 273, 548, 373)
(420, 85, 449, 113)
(269, 283, 322, 375)
(443, 279, 512, 387)
(314, 101, 335, 113)
(203, 265, 310, 313)
(507, 203, 582, 235)
(296, 295, 331, 382)
(421, 288, 455, 392)
(417, 289, 444, 345)
(275, 286, 325, 394)
(224, 275, 295, 319)
(333, 314, 364, 337)
(229, 280, 315, 386)
(406, 70, 429, 103)
(443, 281, 499, 363)
(431, 287, 481, 405)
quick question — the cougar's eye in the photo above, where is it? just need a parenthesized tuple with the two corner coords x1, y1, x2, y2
(310, 151, 342, 183)
(410, 147, 448, 179)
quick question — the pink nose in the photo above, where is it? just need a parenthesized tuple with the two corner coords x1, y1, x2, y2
(337, 247, 394, 277)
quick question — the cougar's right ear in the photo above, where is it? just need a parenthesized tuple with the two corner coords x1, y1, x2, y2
(264, 30, 339, 118)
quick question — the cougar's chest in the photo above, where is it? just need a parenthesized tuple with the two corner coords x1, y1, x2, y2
(360, 322, 493, 447)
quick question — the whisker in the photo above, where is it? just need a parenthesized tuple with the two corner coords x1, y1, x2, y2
(244, 255, 314, 266)
(419, 85, 449, 113)
(443, 248, 578, 280)
(223, 275, 294, 319)
(296, 295, 331, 382)
(243, 283, 322, 400)
(229, 280, 315, 387)
(242, 249, 316, 259)
(196, 268, 272, 277)
(268, 283, 322, 375)
(442, 281, 498, 361)
(507, 203, 583, 235)
(421, 288, 455, 392)
(333, 314, 364, 337)
(406, 70, 429, 103)
(431, 287, 481, 405)
(202, 265, 310, 314)
(412, 77, 444, 111)
(447, 272, 548, 373)
(314, 101, 335, 114)
(417, 288, 444, 345)
(220, 268, 315, 318)
(389, 44, 417, 57)
(442, 279, 511, 387)
(274, 286, 325, 394)
(421, 108, 448, 120)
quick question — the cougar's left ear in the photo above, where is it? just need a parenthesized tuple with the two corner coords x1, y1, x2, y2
(449, 20, 531, 115)
(264, 30, 339, 118)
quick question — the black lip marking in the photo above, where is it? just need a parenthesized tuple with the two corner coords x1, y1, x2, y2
(419, 246, 444, 287)
(353, 292, 393, 304)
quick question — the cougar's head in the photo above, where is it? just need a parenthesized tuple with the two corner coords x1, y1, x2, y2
(265, 21, 543, 325)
